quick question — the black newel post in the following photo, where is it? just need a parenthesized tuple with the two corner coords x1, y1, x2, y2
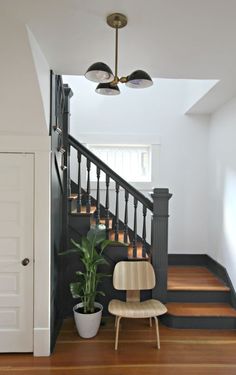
(62, 84, 73, 248)
(151, 188, 172, 302)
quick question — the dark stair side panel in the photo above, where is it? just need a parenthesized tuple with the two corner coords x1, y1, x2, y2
(161, 314, 236, 329)
(167, 290, 231, 303)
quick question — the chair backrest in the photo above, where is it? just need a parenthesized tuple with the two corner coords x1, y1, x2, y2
(113, 261, 156, 290)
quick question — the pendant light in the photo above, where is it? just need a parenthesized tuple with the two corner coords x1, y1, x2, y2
(85, 13, 153, 95)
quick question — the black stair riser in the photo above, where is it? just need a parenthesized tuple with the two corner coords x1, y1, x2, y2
(167, 290, 230, 303)
(69, 215, 91, 237)
(161, 314, 236, 329)
(168, 254, 209, 266)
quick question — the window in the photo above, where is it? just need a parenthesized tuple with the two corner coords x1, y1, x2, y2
(88, 145, 151, 182)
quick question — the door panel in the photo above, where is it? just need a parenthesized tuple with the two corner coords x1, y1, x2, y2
(0, 153, 34, 352)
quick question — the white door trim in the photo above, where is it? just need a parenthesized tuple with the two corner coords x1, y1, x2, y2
(0, 135, 51, 356)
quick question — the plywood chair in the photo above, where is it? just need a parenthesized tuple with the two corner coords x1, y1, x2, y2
(108, 261, 167, 350)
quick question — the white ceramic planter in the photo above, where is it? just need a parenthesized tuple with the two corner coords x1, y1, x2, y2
(73, 302, 103, 338)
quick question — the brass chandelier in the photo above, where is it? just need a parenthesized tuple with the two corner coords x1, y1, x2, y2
(85, 13, 153, 95)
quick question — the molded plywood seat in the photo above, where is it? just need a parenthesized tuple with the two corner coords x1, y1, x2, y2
(109, 299, 167, 318)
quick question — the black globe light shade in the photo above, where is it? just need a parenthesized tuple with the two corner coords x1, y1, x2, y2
(126, 70, 153, 88)
(85, 62, 114, 83)
(95, 82, 120, 95)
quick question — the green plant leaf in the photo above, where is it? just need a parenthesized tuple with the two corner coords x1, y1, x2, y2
(70, 282, 83, 299)
(96, 273, 111, 279)
(70, 239, 86, 253)
(93, 257, 107, 266)
(58, 248, 80, 256)
(81, 237, 91, 252)
(96, 291, 105, 296)
(75, 271, 85, 280)
(87, 225, 106, 246)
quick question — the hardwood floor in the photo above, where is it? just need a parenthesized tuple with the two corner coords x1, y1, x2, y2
(0, 317, 236, 374)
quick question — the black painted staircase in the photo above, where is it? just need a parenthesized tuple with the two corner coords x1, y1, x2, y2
(53, 74, 236, 330)
(65, 182, 236, 329)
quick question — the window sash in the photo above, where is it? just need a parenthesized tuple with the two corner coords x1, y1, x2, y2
(88, 145, 151, 182)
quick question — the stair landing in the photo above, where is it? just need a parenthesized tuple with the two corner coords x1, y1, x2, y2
(168, 266, 230, 291)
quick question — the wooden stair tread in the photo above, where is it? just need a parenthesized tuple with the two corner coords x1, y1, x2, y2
(99, 218, 113, 229)
(70, 206, 97, 215)
(168, 266, 230, 291)
(91, 218, 113, 229)
(128, 242, 149, 260)
(68, 193, 78, 200)
(109, 230, 129, 244)
(166, 302, 236, 317)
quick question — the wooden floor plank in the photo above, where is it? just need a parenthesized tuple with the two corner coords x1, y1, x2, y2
(0, 318, 236, 375)
(168, 266, 230, 291)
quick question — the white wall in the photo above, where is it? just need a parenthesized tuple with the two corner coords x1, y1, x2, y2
(0, 9, 51, 355)
(27, 27, 50, 130)
(64, 75, 210, 254)
(0, 9, 49, 135)
(208, 96, 236, 289)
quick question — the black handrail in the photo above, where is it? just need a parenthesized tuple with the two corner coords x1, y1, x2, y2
(68, 135, 153, 211)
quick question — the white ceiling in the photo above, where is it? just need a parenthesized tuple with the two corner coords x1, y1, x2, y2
(2, 0, 236, 112)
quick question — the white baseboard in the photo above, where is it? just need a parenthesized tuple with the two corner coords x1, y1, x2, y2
(34, 328, 50, 356)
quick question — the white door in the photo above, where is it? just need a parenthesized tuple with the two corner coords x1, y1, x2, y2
(0, 153, 34, 352)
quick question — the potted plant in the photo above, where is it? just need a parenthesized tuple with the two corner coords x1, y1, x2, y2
(60, 224, 116, 338)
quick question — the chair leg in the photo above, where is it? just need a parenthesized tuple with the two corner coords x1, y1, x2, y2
(153, 316, 160, 349)
(149, 317, 152, 327)
(115, 316, 122, 350)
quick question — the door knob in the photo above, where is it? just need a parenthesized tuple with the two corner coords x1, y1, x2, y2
(21, 258, 30, 266)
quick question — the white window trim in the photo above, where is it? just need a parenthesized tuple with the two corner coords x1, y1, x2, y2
(88, 144, 152, 183)
(76, 135, 161, 192)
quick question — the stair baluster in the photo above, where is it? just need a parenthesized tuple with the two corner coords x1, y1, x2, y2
(77, 151, 82, 213)
(105, 174, 110, 236)
(142, 205, 147, 258)
(96, 167, 101, 224)
(124, 190, 129, 243)
(115, 182, 120, 241)
(86, 159, 91, 213)
(68, 136, 172, 287)
(132, 197, 138, 258)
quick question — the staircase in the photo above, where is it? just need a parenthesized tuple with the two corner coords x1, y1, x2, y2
(162, 260, 236, 329)
(64, 135, 236, 329)
(59, 134, 171, 315)
(52, 73, 236, 331)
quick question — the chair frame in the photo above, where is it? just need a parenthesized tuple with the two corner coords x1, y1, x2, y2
(109, 261, 167, 350)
